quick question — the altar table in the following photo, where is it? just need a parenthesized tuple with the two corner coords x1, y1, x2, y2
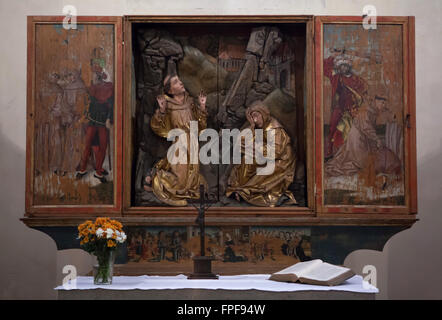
(55, 274, 378, 300)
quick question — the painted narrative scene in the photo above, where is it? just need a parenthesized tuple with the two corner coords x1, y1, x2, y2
(124, 226, 311, 275)
(131, 23, 308, 208)
(33, 24, 116, 205)
(322, 24, 406, 206)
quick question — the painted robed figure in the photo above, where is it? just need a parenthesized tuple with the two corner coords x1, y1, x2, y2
(325, 95, 401, 180)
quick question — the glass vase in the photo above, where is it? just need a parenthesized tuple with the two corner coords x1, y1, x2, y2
(93, 250, 115, 285)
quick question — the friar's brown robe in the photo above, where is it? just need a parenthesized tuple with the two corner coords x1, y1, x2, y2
(150, 92, 207, 206)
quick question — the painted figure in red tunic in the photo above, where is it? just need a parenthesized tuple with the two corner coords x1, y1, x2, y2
(324, 50, 367, 159)
(76, 58, 114, 183)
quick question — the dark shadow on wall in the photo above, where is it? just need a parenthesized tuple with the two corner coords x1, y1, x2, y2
(387, 146, 442, 299)
(0, 126, 58, 299)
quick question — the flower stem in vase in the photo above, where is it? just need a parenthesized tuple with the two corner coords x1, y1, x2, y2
(94, 251, 114, 285)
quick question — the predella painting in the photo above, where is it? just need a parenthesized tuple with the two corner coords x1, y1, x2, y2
(322, 24, 405, 206)
(125, 226, 312, 274)
(33, 24, 115, 205)
(132, 24, 307, 207)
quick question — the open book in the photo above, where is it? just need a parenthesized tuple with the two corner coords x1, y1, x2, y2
(269, 259, 355, 286)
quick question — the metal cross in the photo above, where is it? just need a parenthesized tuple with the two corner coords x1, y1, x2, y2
(189, 184, 215, 257)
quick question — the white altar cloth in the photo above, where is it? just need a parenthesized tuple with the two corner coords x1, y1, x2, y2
(55, 274, 378, 293)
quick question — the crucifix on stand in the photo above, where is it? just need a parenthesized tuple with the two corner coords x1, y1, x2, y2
(187, 184, 218, 279)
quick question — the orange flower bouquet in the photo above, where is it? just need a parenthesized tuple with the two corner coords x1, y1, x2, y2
(78, 217, 127, 284)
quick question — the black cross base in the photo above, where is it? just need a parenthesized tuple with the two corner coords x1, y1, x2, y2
(188, 256, 219, 279)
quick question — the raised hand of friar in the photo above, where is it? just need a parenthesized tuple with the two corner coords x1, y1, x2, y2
(198, 90, 207, 111)
(156, 94, 167, 114)
(246, 110, 255, 130)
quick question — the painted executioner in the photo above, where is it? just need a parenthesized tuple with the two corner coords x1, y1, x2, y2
(76, 57, 114, 183)
(324, 49, 367, 159)
(226, 101, 297, 207)
(146, 74, 207, 206)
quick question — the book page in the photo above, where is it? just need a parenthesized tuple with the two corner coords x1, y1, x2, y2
(273, 259, 323, 277)
(300, 263, 351, 281)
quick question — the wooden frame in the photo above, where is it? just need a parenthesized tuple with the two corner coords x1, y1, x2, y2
(22, 15, 417, 228)
(122, 16, 316, 219)
(314, 16, 417, 215)
(25, 16, 123, 216)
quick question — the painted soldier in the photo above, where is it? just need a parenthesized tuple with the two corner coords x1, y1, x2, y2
(157, 231, 167, 261)
(170, 230, 182, 262)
